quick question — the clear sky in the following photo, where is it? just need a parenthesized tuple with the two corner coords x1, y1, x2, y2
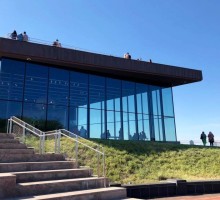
(0, 0, 220, 141)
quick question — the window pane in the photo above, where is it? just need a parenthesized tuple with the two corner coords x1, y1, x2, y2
(89, 75, 105, 109)
(162, 87, 174, 117)
(69, 107, 87, 136)
(90, 109, 104, 139)
(48, 68, 69, 106)
(0, 58, 25, 101)
(123, 112, 129, 140)
(106, 111, 114, 139)
(115, 112, 121, 139)
(122, 81, 135, 113)
(136, 83, 149, 114)
(70, 71, 88, 108)
(129, 113, 137, 140)
(164, 117, 176, 141)
(142, 115, 150, 140)
(23, 103, 46, 131)
(106, 78, 121, 111)
(150, 85, 162, 116)
(0, 100, 22, 132)
(24, 63, 48, 104)
(47, 105, 68, 130)
(154, 116, 164, 141)
(123, 112, 136, 140)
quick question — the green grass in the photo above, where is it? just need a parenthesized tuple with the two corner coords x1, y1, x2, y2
(25, 136, 220, 184)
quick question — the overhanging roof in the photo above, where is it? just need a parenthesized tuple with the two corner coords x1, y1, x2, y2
(0, 37, 202, 87)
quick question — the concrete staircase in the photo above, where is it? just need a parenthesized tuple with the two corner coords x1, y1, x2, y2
(0, 133, 132, 200)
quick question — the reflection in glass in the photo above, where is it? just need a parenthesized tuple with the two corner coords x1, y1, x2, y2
(164, 117, 176, 141)
(136, 83, 149, 114)
(48, 68, 69, 106)
(106, 78, 121, 111)
(70, 72, 88, 108)
(24, 63, 48, 104)
(0, 100, 22, 132)
(47, 105, 68, 130)
(0, 58, 177, 142)
(162, 87, 174, 117)
(89, 75, 105, 109)
(123, 112, 129, 140)
(122, 81, 135, 113)
(129, 113, 137, 140)
(106, 111, 114, 139)
(23, 103, 46, 131)
(0, 58, 25, 101)
(150, 85, 162, 116)
(154, 116, 164, 141)
(90, 109, 104, 139)
(143, 115, 150, 140)
(69, 107, 87, 136)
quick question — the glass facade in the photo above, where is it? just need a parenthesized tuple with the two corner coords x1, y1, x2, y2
(0, 58, 177, 141)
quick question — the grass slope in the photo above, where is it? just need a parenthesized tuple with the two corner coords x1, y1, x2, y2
(93, 140, 220, 184)
(26, 137, 220, 184)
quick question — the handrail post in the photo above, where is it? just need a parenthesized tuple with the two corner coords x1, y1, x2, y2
(22, 122, 26, 143)
(97, 146, 100, 177)
(39, 135, 42, 154)
(54, 132, 57, 153)
(103, 148, 106, 187)
(9, 118, 12, 134)
(7, 119, 9, 134)
(42, 133, 45, 154)
(57, 130, 61, 153)
(75, 135, 78, 168)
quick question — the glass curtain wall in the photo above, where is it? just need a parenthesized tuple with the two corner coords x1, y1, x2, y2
(0, 58, 177, 141)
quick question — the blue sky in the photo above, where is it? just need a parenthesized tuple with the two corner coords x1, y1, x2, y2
(0, 0, 220, 141)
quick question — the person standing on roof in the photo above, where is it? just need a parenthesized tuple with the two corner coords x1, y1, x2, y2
(124, 52, 131, 59)
(23, 32, 29, 42)
(53, 39, 61, 47)
(10, 30, 17, 40)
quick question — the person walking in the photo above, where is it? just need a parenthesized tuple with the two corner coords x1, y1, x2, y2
(208, 131, 214, 146)
(200, 131, 207, 146)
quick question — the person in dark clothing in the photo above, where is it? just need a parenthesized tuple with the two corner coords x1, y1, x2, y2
(10, 30, 17, 40)
(208, 131, 214, 146)
(200, 131, 207, 146)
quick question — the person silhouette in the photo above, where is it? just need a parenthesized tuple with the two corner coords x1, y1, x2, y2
(10, 30, 17, 40)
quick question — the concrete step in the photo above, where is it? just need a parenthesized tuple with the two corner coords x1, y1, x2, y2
(13, 168, 92, 183)
(15, 177, 108, 197)
(0, 153, 66, 163)
(6, 187, 127, 200)
(0, 133, 14, 139)
(0, 143, 27, 149)
(0, 161, 76, 173)
(0, 138, 19, 143)
(0, 149, 34, 154)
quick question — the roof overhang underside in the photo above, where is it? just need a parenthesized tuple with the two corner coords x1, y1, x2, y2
(0, 38, 202, 87)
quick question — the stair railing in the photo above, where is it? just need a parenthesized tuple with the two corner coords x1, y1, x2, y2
(7, 116, 106, 186)
(7, 116, 47, 154)
(58, 129, 105, 181)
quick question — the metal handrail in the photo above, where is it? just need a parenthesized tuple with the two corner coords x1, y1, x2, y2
(4, 33, 119, 58)
(59, 129, 104, 154)
(42, 129, 106, 181)
(7, 116, 106, 185)
(7, 116, 46, 154)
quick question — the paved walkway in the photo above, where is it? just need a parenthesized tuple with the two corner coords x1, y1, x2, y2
(151, 193, 220, 200)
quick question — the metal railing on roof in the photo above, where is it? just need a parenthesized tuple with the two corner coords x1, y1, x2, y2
(4, 33, 119, 58)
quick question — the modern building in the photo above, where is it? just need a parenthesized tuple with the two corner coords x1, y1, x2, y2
(0, 38, 202, 141)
